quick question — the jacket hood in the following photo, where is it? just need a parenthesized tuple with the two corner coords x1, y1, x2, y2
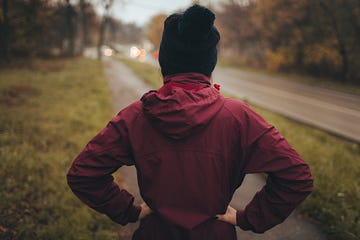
(141, 73, 224, 140)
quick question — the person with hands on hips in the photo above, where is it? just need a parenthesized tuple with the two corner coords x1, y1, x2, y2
(67, 4, 313, 240)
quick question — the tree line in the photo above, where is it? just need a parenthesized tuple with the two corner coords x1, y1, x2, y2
(0, 0, 143, 61)
(216, 0, 360, 83)
(2, 0, 359, 83)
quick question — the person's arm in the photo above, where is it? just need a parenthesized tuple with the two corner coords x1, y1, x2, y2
(219, 104, 313, 233)
(67, 114, 141, 225)
(238, 125, 313, 233)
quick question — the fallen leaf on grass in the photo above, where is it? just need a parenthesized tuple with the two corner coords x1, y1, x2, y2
(0, 226, 8, 232)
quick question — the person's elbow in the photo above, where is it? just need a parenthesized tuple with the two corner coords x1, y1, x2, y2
(304, 173, 314, 198)
(66, 163, 79, 193)
(302, 162, 314, 194)
(294, 163, 314, 201)
(66, 158, 90, 195)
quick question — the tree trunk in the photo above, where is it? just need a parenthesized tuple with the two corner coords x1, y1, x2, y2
(79, 0, 88, 54)
(0, 0, 10, 61)
(65, 0, 76, 57)
(338, 39, 349, 82)
(319, 1, 349, 82)
(97, 0, 114, 60)
(97, 17, 106, 60)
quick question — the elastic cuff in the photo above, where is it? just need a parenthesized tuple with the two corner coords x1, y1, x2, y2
(236, 209, 252, 231)
(128, 204, 142, 223)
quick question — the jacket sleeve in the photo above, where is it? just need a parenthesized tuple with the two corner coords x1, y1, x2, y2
(67, 114, 141, 225)
(236, 105, 313, 233)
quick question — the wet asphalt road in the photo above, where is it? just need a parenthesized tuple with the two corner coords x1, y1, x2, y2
(212, 68, 360, 143)
(103, 57, 327, 240)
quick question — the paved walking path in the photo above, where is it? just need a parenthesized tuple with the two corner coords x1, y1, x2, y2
(102, 56, 327, 240)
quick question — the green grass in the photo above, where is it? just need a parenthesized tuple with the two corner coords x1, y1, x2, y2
(119, 57, 360, 240)
(0, 58, 118, 239)
(219, 57, 360, 95)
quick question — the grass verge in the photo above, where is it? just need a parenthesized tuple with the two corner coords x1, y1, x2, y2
(0, 58, 117, 239)
(119, 57, 360, 240)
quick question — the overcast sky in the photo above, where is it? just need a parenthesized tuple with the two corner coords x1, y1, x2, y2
(111, 0, 194, 26)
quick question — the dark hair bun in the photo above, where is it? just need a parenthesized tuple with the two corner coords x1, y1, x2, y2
(178, 4, 215, 41)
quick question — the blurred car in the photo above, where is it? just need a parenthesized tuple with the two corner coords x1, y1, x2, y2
(101, 45, 114, 57)
(130, 46, 146, 62)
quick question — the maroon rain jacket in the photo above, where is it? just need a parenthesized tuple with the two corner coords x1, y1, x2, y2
(67, 72, 313, 240)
